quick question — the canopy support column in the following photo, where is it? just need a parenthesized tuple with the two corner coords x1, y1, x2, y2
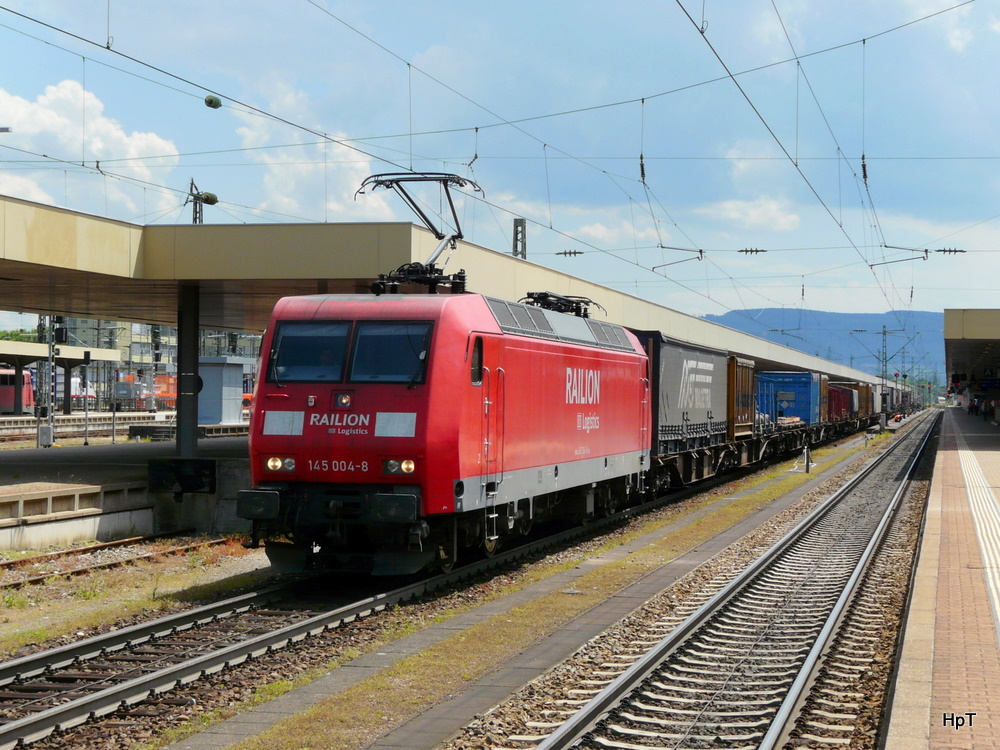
(177, 283, 200, 458)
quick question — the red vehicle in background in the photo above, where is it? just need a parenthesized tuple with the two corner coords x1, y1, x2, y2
(0, 368, 35, 414)
(114, 378, 155, 412)
(155, 374, 177, 410)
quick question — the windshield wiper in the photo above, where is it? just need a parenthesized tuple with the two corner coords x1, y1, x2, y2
(270, 333, 285, 388)
(407, 350, 426, 389)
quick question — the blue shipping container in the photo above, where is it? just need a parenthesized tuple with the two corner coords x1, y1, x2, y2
(756, 371, 821, 425)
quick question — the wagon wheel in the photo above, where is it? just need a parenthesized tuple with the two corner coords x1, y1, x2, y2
(715, 450, 738, 475)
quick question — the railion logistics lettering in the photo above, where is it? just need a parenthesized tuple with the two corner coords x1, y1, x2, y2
(566, 367, 600, 404)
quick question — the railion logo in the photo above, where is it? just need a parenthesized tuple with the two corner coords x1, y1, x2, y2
(309, 413, 371, 427)
(566, 367, 600, 404)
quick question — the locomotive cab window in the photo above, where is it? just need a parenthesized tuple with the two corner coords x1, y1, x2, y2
(268, 321, 349, 382)
(350, 321, 432, 384)
(470, 337, 483, 385)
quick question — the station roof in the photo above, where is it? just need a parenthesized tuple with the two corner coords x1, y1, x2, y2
(944, 310, 1000, 386)
(0, 341, 119, 370)
(1, 193, 879, 383)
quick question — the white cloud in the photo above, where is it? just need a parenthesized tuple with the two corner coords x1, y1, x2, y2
(749, 5, 801, 55)
(724, 140, 785, 184)
(902, 0, 974, 51)
(696, 197, 800, 232)
(0, 174, 54, 204)
(947, 26, 973, 51)
(0, 81, 179, 218)
(577, 221, 659, 247)
(220, 73, 408, 222)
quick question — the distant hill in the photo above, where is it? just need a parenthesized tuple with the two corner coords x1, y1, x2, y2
(700, 309, 945, 384)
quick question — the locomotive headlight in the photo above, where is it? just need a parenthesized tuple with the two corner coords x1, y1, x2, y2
(383, 459, 416, 474)
(335, 393, 352, 408)
(266, 457, 296, 472)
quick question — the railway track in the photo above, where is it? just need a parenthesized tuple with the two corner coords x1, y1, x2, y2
(0, 477, 724, 750)
(0, 531, 228, 590)
(458, 412, 936, 750)
(0, 583, 390, 750)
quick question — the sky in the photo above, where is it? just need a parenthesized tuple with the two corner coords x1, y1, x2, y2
(0, 1, 998, 340)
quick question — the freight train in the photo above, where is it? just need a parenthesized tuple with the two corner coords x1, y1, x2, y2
(236, 290, 890, 575)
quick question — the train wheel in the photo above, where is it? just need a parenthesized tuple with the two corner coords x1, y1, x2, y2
(436, 549, 455, 574)
(435, 519, 458, 573)
(596, 486, 618, 518)
(482, 535, 501, 557)
(515, 499, 533, 536)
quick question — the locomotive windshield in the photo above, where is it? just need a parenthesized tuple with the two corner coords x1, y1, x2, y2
(350, 321, 432, 383)
(268, 321, 350, 382)
(266, 320, 432, 384)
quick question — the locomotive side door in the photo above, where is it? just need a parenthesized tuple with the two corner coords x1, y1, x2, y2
(472, 334, 505, 518)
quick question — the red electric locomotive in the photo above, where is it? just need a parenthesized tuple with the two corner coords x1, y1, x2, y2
(237, 292, 651, 574)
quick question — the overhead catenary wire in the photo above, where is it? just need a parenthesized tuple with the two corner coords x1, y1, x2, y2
(0, 0, 984, 326)
(675, 0, 910, 323)
(0, 0, 852, 307)
(2, 3, 693, 281)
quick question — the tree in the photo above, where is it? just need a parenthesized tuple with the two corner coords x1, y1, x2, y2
(0, 329, 36, 342)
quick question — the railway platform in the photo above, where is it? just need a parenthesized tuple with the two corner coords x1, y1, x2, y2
(887, 406, 1000, 749)
(0, 435, 251, 550)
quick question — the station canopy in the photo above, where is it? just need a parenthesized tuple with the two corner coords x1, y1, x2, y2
(944, 310, 1000, 390)
(0, 193, 878, 383)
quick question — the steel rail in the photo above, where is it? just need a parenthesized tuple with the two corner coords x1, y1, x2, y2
(533, 412, 934, 750)
(0, 539, 229, 590)
(0, 530, 197, 572)
(0, 586, 288, 688)
(0, 587, 398, 749)
(0, 496, 647, 694)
